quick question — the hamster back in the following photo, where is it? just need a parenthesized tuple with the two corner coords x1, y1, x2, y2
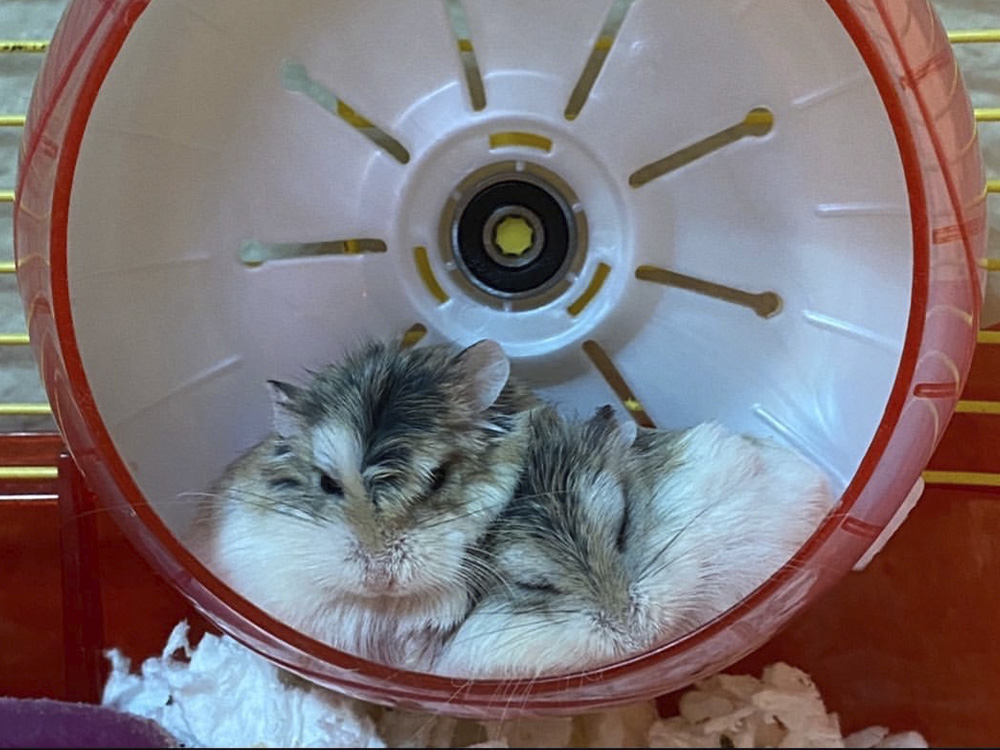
(434, 409, 835, 679)
(625, 421, 836, 634)
(188, 338, 538, 669)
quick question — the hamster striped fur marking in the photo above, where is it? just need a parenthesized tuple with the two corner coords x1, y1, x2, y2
(432, 405, 642, 677)
(433, 406, 835, 679)
(188, 338, 539, 669)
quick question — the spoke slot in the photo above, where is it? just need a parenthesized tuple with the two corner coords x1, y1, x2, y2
(565, 0, 635, 120)
(446, 0, 486, 111)
(489, 131, 553, 152)
(401, 323, 428, 348)
(281, 61, 410, 164)
(567, 262, 611, 316)
(414, 246, 450, 304)
(240, 239, 386, 267)
(629, 107, 773, 188)
(581, 339, 655, 428)
(636, 264, 781, 318)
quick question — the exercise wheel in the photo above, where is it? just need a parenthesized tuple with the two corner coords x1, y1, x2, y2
(15, 0, 987, 717)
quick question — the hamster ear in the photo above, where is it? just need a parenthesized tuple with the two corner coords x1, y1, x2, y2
(529, 404, 562, 431)
(591, 404, 638, 448)
(617, 416, 639, 448)
(591, 404, 617, 425)
(267, 379, 303, 438)
(454, 339, 511, 411)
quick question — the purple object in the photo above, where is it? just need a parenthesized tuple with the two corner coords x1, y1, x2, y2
(0, 697, 177, 748)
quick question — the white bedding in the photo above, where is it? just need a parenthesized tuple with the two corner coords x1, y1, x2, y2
(103, 620, 927, 748)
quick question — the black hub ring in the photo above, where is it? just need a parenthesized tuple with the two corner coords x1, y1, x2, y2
(455, 180, 570, 296)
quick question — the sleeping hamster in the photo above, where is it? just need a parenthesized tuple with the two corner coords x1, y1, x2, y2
(188, 337, 539, 669)
(433, 406, 835, 679)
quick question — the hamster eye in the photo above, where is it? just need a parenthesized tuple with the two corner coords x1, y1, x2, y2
(319, 472, 342, 496)
(616, 497, 630, 552)
(428, 464, 449, 493)
(514, 579, 559, 595)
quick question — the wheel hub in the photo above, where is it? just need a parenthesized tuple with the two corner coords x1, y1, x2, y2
(449, 166, 579, 300)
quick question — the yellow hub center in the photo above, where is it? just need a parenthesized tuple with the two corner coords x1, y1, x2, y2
(494, 215, 534, 257)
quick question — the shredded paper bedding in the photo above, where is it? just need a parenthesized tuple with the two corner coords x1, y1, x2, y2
(102, 621, 927, 748)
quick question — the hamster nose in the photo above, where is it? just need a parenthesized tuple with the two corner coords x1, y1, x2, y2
(352, 532, 407, 561)
(360, 548, 409, 593)
(362, 561, 397, 592)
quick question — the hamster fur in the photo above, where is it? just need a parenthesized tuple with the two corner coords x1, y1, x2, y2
(187, 338, 539, 669)
(625, 421, 836, 638)
(433, 406, 835, 679)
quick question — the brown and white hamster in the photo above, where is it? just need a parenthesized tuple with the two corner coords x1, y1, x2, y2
(433, 406, 835, 679)
(187, 337, 539, 669)
(432, 404, 641, 677)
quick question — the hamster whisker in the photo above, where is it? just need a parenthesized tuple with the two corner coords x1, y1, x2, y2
(64, 498, 188, 523)
(456, 568, 516, 603)
(178, 487, 273, 512)
(402, 680, 482, 744)
(175, 490, 221, 500)
(456, 556, 507, 591)
(221, 489, 337, 527)
(636, 501, 723, 580)
(184, 485, 341, 527)
(455, 574, 503, 601)
(639, 545, 707, 585)
(415, 501, 510, 531)
(444, 612, 576, 649)
(494, 668, 556, 720)
(640, 529, 824, 595)
(502, 489, 575, 504)
(62, 490, 223, 524)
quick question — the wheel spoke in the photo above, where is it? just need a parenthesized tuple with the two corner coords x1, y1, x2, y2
(635, 264, 781, 319)
(282, 61, 410, 164)
(629, 108, 772, 187)
(581, 339, 656, 428)
(564, 0, 636, 120)
(445, 0, 487, 111)
(240, 238, 387, 266)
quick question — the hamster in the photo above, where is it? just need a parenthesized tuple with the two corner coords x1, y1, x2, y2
(187, 337, 539, 669)
(432, 406, 835, 679)
(625, 420, 836, 640)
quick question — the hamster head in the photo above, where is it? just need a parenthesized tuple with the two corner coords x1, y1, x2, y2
(436, 405, 654, 678)
(210, 339, 537, 612)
